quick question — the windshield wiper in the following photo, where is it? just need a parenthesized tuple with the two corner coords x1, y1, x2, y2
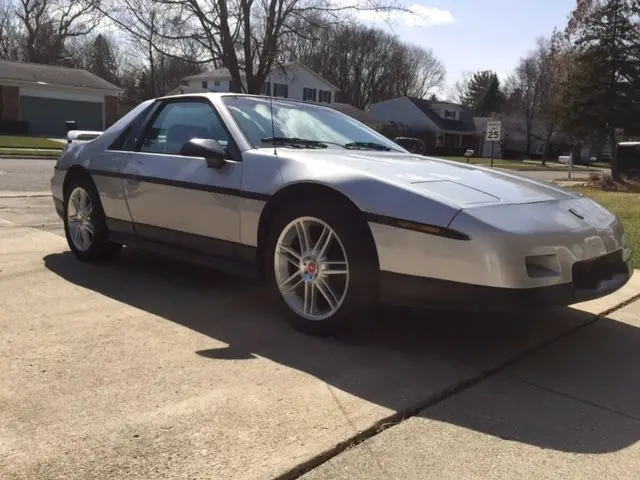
(344, 141, 394, 151)
(261, 137, 328, 149)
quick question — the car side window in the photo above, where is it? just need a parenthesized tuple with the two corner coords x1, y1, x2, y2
(138, 101, 230, 155)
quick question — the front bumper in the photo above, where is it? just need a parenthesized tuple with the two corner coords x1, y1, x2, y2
(53, 196, 64, 219)
(379, 249, 632, 311)
(51, 167, 65, 219)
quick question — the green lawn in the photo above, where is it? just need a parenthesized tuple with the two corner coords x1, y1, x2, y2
(0, 135, 64, 150)
(435, 156, 590, 172)
(574, 186, 640, 269)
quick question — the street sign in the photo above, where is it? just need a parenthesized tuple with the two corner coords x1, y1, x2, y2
(486, 121, 501, 142)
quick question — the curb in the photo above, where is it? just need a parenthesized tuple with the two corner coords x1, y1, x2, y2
(0, 155, 60, 160)
(0, 191, 51, 198)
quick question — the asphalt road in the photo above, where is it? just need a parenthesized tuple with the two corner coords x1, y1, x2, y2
(1, 157, 639, 479)
(0, 157, 56, 193)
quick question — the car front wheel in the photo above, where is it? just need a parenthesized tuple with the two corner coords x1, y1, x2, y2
(265, 200, 377, 335)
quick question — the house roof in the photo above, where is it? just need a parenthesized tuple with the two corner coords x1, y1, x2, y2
(0, 59, 120, 92)
(330, 103, 381, 127)
(407, 97, 476, 133)
(183, 62, 340, 91)
(184, 68, 230, 81)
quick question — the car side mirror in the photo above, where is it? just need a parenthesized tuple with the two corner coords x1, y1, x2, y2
(180, 138, 227, 169)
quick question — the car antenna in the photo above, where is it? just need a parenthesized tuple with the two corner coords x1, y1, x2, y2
(268, 65, 277, 156)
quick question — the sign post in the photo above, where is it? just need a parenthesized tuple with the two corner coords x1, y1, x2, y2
(485, 121, 502, 168)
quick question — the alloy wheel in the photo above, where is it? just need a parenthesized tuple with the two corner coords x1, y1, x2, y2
(67, 186, 95, 252)
(274, 216, 350, 321)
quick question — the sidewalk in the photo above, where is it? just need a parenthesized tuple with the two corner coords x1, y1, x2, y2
(300, 297, 640, 480)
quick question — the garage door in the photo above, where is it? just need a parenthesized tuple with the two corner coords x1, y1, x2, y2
(20, 96, 103, 137)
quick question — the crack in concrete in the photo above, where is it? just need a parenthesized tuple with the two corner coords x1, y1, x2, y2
(504, 374, 640, 423)
(274, 299, 638, 480)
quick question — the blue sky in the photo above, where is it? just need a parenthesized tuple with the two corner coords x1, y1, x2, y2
(355, 0, 577, 95)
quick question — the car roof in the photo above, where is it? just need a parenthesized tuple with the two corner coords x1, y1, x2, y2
(157, 91, 333, 110)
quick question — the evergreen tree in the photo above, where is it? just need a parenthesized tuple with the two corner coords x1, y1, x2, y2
(88, 34, 119, 85)
(461, 70, 504, 115)
(560, 0, 640, 179)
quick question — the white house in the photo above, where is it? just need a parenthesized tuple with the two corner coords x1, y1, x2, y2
(170, 62, 339, 104)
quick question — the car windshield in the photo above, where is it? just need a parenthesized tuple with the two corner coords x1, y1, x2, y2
(222, 96, 404, 152)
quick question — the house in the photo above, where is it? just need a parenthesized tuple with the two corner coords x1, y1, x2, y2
(329, 103, 382, 129)
(0, 59, 120, 137)
(169, 62, 339, 104)
(369, 96, 477, 155)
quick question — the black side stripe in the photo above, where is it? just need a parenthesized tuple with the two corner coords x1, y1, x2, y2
(365, 212, 470, 240)
(64, 166, 468, 239)
(87, 168, 271, 202)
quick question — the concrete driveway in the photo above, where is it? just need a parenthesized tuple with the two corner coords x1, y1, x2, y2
(1, 158, 639, 479)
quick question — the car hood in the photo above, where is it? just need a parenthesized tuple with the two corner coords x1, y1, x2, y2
(287, 150, 578, 207)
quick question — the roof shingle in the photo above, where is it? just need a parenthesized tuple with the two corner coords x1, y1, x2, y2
(0, 59, 119, 92)
(407, 97, 476, 133)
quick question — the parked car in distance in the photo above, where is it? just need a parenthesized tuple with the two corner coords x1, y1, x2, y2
(394, 136, 426, 154)
(51, 93, 632, 335)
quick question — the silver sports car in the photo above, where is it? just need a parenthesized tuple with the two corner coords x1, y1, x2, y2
(51, 93, 632, 335)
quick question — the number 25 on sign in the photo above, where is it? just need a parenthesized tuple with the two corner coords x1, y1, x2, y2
(486, 121, 501, 142)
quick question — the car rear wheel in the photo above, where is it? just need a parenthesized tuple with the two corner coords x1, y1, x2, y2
(63, 174, 121, 262)
(265, 200, 377, 335)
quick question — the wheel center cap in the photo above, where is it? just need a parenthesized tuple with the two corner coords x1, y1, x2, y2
(302, 258, 319, 282)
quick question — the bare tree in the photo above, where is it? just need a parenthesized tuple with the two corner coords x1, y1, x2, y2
(111, 0, 409, 94)
(505, 54, 541, 156)
(0, 0, 21, 60)
(96, 0, 206, 97)
(447, 70, 472, 104)
(398, 43, 446, 98)
(503, 32, 572, 162)
(535, 33, 572, 162)
(15, 0, 102, 65)
(288, 20, 445, 107)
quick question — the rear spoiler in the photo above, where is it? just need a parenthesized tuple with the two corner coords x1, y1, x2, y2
(66, 130, 103, 145)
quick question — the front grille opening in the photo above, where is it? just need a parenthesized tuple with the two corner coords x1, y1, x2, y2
(526, 254, 561, 279)
(572, 250, 627, 290)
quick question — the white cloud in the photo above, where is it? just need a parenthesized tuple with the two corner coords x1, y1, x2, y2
(353, 4, 455, 28)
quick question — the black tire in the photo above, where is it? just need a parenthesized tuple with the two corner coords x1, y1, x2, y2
(264, 198, 378, 336)
(63, 172, 121, 262)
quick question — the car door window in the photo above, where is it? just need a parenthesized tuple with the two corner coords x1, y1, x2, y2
(139, 101, 230, 155)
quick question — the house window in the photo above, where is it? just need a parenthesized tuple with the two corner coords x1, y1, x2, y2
(319, 90, 332, 103)
(444, 110, 456, 119)
(202, 81, 208, 89)
(214, 80, 220, 87)
(303, 88, 317, 102)
(260, 82, 271, 96)
(181, 80, 189, 86)
(435, 133, 444, 147)
(273, 83, 288, 98)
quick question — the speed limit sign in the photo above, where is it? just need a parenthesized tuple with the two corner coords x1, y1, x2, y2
(486, 121, 501, 142)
